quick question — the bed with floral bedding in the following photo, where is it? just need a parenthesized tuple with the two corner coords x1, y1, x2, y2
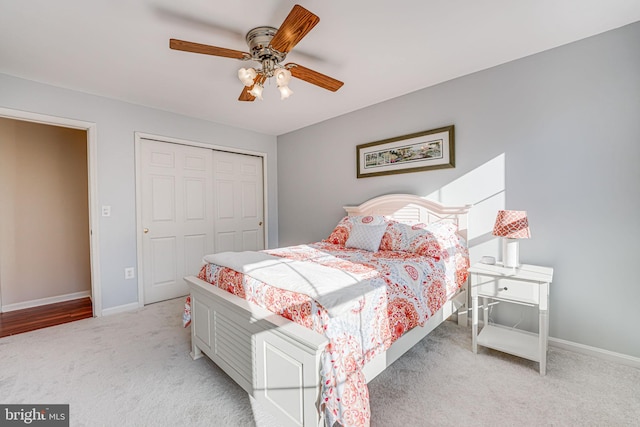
(183, 194, 471, 427)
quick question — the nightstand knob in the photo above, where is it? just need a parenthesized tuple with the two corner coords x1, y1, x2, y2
(502, 287, 508, 291)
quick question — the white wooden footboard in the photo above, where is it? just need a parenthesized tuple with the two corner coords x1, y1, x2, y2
(187, 275, 468, 426)
(186, 275, 328, 427)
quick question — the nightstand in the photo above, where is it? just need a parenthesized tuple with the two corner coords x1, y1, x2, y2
(470, 262, 553, 375)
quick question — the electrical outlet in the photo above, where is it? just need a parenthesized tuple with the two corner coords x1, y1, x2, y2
(124, 267, 135, 279)
(102, 205, 111, 217)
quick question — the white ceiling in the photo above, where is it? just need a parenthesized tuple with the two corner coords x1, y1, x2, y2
(1, 1, 639, 136)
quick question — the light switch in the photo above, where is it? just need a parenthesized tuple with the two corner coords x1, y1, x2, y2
(102, 205, 111, 217)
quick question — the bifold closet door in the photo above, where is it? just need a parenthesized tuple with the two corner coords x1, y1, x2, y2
(140, 140, 214, 304)
(212, 151, 265, 252)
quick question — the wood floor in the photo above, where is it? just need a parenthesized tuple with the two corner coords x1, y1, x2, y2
(0, 297, 93, 338)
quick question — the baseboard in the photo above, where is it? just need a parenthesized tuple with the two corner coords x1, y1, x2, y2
(1, 291, 91, 312)
(549, 337, 640, 369)
(101, 302, 139, 316)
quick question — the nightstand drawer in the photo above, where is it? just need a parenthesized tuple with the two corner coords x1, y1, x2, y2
(474, 276, 539, 305)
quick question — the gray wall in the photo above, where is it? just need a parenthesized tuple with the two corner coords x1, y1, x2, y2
(0, 73, 277, 311)
(277, 22, 640, 358)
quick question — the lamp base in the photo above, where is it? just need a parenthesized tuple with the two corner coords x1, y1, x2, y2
(502, 238, 520, 268)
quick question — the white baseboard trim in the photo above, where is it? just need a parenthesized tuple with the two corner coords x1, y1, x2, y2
(549, 337, 640, 369)
(101, 302, 139, 316)
(1, 291, 91, 312)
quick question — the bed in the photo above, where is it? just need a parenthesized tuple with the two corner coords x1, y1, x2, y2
(184, 194, 471, 427)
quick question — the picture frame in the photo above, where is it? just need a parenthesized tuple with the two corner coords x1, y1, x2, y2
(356, 125, 455, 178)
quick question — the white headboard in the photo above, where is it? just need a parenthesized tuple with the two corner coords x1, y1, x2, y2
(343, 194, 471, 241)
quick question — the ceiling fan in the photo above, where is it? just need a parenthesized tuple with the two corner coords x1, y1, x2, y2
(169, 4, 344, 101)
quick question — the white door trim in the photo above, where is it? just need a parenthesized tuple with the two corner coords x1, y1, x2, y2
(0, 107, 102, 317)
(134, 132, 269, 307)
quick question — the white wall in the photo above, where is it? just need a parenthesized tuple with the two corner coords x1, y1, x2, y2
(277, 22, 640, 358)
(0, 74, 278, 312)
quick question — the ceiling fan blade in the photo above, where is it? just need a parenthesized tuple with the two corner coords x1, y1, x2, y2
(287, 63, 344, 92)
(170, 39, 248, 59)
(238, 75, 266, 102)
(269, 5, 320, 54)
(238, 86, 255, 102)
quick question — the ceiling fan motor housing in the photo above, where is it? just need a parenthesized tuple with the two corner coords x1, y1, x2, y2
(246, 26, 287, 64)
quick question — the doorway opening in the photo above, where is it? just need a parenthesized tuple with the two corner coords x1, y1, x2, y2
(0, 108, 101, 335)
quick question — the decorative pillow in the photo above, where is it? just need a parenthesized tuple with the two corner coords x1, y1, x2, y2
(345, 222, 389, 252)
(379, 220, 406, 251)
(380, 220, 460, 259)
(324, 215, 388, 246)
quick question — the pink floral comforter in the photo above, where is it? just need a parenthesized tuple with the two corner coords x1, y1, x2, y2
(191, 240, 468, 426)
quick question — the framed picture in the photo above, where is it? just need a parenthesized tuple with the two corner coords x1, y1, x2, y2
(356, 125, 455, 178)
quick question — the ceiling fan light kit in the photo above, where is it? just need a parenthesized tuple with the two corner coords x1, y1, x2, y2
(275, 68, 292, 87)
(238, 67, 257, 86)
(278, 84, 294, 100)
(169, 4, 343, 102)
(248, 83, 264, 100)
(235, 30, 294, 101)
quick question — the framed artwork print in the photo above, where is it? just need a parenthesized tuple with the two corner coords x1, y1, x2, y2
(356, 125, 455, 178)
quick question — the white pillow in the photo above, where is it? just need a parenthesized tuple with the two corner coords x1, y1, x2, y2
(345, 223, 388, 252)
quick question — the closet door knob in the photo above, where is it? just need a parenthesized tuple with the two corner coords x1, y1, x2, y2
(144, 228, 149, 234)
(259, 221, 263, 226)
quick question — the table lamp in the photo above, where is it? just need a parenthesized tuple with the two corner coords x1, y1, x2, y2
(492, 210, 531, 268)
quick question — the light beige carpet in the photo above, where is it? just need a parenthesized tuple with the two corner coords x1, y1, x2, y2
(0, 297, 638, 426)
